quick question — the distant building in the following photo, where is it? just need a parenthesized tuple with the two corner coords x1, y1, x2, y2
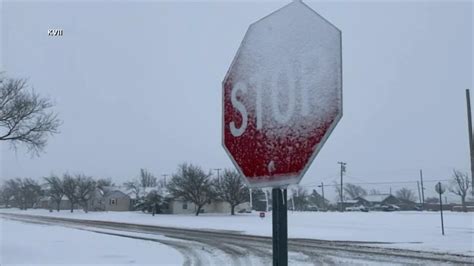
(396, 198, 418, 211)
(38, 185, 251, 214)
(355, 194, 397, 209)
(353, 194, 420, 210)
(337, 198, 369, 210)
(89, 186, 140, 211)
(38, 196, 78, 211)
(167, 198, 250, 214)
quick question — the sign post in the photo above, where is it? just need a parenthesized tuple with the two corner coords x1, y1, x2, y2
(222, 1, 342, 265)
(272, 189, 288, 265)
(435, 182, 446, 235)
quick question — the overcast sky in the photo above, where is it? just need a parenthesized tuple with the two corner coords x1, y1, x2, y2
(1, 0, 472, 201)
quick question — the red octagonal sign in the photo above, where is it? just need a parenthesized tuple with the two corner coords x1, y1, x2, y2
(223, 1, 342, 188)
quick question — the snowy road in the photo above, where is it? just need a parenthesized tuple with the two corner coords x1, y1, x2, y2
(1, 213, 472, 265)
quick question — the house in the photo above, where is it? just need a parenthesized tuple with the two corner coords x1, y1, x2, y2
(91, 186, 164, 212)
(356, 194, 400, 210)
(37, 185, 251, 214)
(396, 198, 418, 211)
(37, 187, 134, 212)
(337, 198, 369, 210)
(38, 196, 78, 211)
(90, 186, 137, 211)
(166, 198, 251, 214)
(102, 190, 132, 211)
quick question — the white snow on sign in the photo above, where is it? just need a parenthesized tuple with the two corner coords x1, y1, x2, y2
(227, 0, 341, 139)
(223, 1, 342, 187)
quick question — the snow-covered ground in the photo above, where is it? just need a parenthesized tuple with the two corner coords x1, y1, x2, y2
(0, 217, 184, 265)
(1, 208, 472, 256)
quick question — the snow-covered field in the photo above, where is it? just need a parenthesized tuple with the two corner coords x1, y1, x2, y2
(0, 217, 183, 265)
(1, 208, 473, 257)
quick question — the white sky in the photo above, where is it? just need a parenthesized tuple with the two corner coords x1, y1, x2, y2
(1, 0, 472, 201)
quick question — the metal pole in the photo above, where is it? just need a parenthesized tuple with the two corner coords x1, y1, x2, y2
(214, 168, 222, 180)
(417, 181, 422, 205)
(162, 174, 168, 187)
(466, 89, 474, 195)
(321, 182, 325, 210)
(338, 162, 346, 212)
(438, 182, 445, 236)
(420, 170, 425, 211)
(272, 188, 288, 266)
(340, 166, 343, 212)
(249, 188, 253, 211)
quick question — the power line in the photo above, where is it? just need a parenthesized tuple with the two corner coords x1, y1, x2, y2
(300, 179, 450, 188)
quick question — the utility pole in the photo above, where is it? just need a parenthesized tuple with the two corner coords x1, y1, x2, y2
(318, 182, 325, 210)
(338, 162, 346, 212)
(417, 181, 422, 205)
(389, 187, 392, 195)
(214, 168, 222, 180)
(466, 89, 474, 195)
(162, 174, 168, 187)
(420, 169, 425, 211)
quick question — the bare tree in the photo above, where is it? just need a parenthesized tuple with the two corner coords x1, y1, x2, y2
(124, 180, 141, 200)
(44, 175, 64, 211)
(369, 189, 381, 195)
(4, 179, 21, 208)
(291, 186, 309, 211)
(0, 183, 15, 208)
(308, 189, 326, 209)
(167, 163, 214, 216)
(449, 170, 471, 212)
(75, 175, 96, 213)
(123, 169, 157, 199)
(139, 168, 157, 188)
(344, 183, 367, 199)
(23, 178, 43, 209)
(213, 169, 249, 215)
(0, 76, 61, 155)
(96, 178, 114, 190)
(62, 174, 79, 213)
(396, 187, 417, 202)
(334, 181, 349, 202)
(4, 178, 43, 210)
(134, 190, 167, 216)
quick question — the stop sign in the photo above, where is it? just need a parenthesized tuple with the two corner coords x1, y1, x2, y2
(222, 1, 342, 188)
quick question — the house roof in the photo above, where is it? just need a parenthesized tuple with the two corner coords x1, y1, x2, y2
(361, 194, 392, 203)
(39, 195, 68, 201)
(337, 199, 361, 204)
(104, 190, 129, 199)
(344, 199, 361, 204)
(101, 186, 166, 199)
